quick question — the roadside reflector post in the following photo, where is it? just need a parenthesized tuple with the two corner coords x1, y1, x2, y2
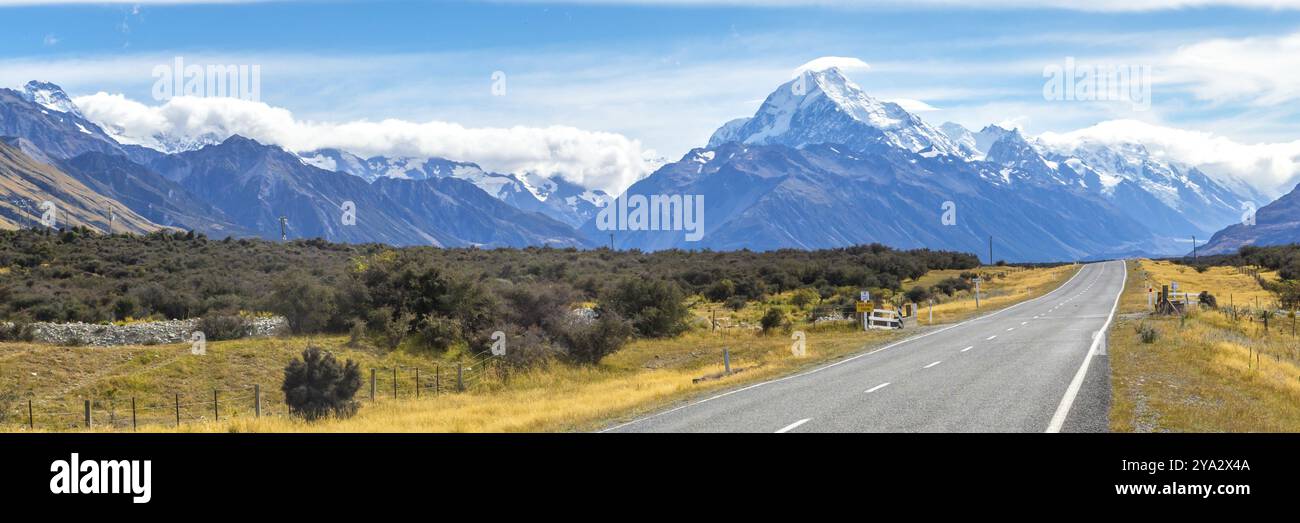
(723, 348, 732, 374)
(457, 364, 464, 392)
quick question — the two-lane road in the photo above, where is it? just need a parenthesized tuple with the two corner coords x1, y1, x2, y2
(605, 260, 1125, 433)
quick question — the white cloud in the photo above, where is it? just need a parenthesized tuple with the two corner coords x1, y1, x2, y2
(793, 56, 870, 76)
(41, 34, 59, 46)
(73, 92, 654, 194)
(1038, 119, 1300, 196)
(888, 98, 939, 112)
(1164, 32, 1300, 106)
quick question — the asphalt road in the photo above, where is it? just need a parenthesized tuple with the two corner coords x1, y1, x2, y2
(605, 260, 1126, 433)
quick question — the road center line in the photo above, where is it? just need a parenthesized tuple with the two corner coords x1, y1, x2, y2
(986, 335, 997, 340)
(865, 382, 890, 393)
(960, 346, 974, 352)
(923, 360, 942, 369)
(775, 418, 811, 433)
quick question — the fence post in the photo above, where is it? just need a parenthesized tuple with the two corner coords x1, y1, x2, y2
(415, 368, 420, 398)
(370, 368, 376, 401)
(457, 364, 464, 392)
(175, 393, 180, 427)
(254, 384, 261, 418)
(393, 367, 398, 398)
(84, 400, 91, 428)
(435, 365, 440, 395)
(131, 397, 137, 431)
(213, 390, 219, 421)
(28, 399, 33, 430)
(723, 348, 731, 374)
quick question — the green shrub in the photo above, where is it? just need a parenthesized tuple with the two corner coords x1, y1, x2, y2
(282, 346, 362, 421)
(197, 313, 249, 341)
(560, 312, 634, 365)
(1136, 323, 1159, 344)
(602, 278, 689, 338)
(760, 308, 784, 334)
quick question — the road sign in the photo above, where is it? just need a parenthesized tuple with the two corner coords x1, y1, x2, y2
(855, 302, 871, 313)
(1171, 281, 1179, 292)
(860, 290, 870, 302)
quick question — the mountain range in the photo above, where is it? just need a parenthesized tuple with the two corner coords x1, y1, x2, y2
(603, 68, 1271, 260)
(0, 74, 1294, 260)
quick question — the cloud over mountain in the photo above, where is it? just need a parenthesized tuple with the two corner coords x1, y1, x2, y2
(72, 92, 655, 194)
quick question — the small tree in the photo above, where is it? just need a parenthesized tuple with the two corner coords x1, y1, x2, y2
(760, 308, 784, 334)
(282, 346, 362, 421)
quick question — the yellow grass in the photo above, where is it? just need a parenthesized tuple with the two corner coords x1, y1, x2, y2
(1110, 260, 1300, 432)
(2, 264, 1080, 433)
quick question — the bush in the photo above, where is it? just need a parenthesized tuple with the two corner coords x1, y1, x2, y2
(1198, 291, 1218, 309)
(282, 346, 362, 421)
(790, 288, 817, 309)
(366, 307, 411, 350)
(704, 279, 736, 302)
(1136, 323, 1159, 344)
(0, 321, 33, 342)
(760, 308, 784, 334)
(197, 312, 250, 341)
(560, 311, 634, 365)
(724, 296, 747, 311)
(904, 285, 931, 304)
(267, 272, 335, 334)
(602, 278, 689, 338)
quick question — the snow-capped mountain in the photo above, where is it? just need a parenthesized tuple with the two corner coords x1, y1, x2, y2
(597, 69, 1266, 260)
(19, 80, 84, 118)
(298, 148, 611, 228)
(707, 67, 961, 156)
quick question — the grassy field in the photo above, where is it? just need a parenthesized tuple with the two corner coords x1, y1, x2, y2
(1110, 259, 1300, 432)
(0, 263, 1079, 433)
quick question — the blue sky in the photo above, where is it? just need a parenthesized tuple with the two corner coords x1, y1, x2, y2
(3, 0, 1300, 194)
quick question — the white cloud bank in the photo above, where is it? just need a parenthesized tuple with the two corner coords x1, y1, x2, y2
(73, 92, 655, 194)
(1038, 119, 1300, 196)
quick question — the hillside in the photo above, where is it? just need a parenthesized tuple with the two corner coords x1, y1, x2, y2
(1202, 183, 1300, 254)
(0, 141, 159, 234)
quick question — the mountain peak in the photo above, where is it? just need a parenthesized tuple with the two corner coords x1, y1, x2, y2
(21, 80, 82, 118)
(707, 66, 960, 156)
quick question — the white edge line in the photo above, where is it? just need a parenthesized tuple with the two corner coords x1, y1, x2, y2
(1045, 260, 1126, 433)
(775, 418, 811, 433)
(599, 263, 1092, 433)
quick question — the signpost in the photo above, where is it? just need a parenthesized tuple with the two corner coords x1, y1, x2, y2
(973, 277, 982, 309)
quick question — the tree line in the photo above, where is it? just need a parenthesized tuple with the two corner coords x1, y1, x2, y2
(0, 228, 981, 363)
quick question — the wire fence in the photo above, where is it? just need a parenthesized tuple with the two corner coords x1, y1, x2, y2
(0, 355, 509, 431)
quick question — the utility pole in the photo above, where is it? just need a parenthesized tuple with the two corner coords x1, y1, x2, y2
(279, 216, 288, 242)
(106, 201, 115, 234)
(1192, 235, 1198, 263)
(988, 235, 994, 266)
(609, 233, 614, 251)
